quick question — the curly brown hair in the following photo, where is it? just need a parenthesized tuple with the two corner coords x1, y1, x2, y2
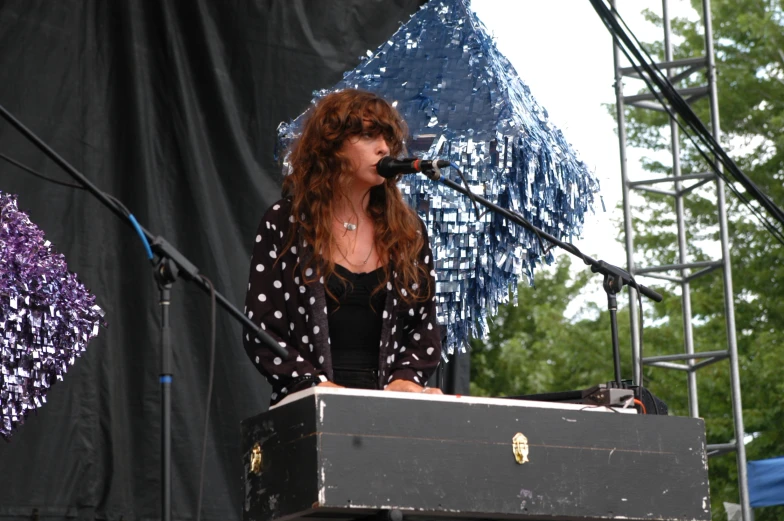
(281, 89, 430, 305)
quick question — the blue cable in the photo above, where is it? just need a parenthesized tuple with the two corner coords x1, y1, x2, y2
(128, 213, 154, 260)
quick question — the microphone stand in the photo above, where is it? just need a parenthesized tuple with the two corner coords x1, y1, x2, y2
(0, 102, 288, 521)
(415, 163, 663, 388)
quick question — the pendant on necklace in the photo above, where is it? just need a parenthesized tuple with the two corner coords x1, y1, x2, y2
(343, 222, 357, 231)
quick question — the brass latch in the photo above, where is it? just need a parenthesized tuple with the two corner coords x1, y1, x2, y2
(512, 433, 530, 464)
(250, 442, 263, 474)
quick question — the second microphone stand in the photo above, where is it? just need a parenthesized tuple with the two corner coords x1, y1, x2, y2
(415, 162, 663, 388)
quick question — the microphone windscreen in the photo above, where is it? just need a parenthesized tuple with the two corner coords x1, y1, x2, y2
(376, 156, 402, 178)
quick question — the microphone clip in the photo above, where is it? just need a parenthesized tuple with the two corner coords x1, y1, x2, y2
(420, 159, 443, 181)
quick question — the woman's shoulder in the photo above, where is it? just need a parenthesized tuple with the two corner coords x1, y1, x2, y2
(261, 197, 294, 223)
(263, 197, 293, 215)
(256, 197, 294, 239)
(411, 211, 429, 238)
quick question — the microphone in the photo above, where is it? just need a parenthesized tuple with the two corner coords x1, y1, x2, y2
(376, 156, 451, 179)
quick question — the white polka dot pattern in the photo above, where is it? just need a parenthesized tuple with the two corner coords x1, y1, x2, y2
(243, 199, 441, 405)
(382, 216, 442, 390)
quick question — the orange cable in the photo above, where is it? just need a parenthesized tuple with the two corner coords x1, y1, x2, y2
(633, 398, 647, 414)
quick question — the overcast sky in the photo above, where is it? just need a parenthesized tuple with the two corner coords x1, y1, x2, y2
(470, 0, 699, 310)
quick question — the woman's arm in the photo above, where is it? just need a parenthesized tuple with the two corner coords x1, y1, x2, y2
(243, 202, 327, 403)
(385, 219, 442, 393)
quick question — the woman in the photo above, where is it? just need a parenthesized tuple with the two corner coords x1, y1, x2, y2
(243, 89, 442, 405)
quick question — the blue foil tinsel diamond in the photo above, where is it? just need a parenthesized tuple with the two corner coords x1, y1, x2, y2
(278, 0, 600, 355)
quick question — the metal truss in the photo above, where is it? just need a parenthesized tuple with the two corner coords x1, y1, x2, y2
(610, 0, 750, 518)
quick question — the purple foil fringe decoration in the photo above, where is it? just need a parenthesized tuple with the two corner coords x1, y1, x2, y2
(0, 192, 105, 440)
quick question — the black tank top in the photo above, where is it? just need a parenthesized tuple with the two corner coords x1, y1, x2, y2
(326, 264, 387, 389)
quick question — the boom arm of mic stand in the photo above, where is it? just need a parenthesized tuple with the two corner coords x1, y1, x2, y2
(421, 167, 662, 303)
(0, 102, 288, 359)
(149, 236, 288, 358)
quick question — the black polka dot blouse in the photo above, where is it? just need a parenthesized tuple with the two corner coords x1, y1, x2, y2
(243, 198, 442, 405)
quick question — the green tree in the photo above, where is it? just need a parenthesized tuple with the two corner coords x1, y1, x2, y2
(472, 2, 784, 520)
(470, 256, 623, 397)
(623, 1, 784, 519)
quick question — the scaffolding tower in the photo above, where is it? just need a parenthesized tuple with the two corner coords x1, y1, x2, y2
(611, 0, 751, 519)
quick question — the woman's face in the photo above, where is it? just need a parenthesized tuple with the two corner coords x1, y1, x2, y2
(340, 131, 391, 190)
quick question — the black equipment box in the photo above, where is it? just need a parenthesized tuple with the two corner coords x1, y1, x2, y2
(241, 388, 710, 521)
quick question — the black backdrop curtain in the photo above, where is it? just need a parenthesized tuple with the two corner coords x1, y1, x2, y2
(0, 1, 433, 519)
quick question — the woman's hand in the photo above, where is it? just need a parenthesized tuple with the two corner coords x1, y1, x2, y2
(384, 379, 443, 394)
(317, 381, 345, 388)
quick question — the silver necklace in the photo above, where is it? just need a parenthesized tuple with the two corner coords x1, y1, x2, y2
(335, 241, 374, 266)
(334, 214, 359, 231)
